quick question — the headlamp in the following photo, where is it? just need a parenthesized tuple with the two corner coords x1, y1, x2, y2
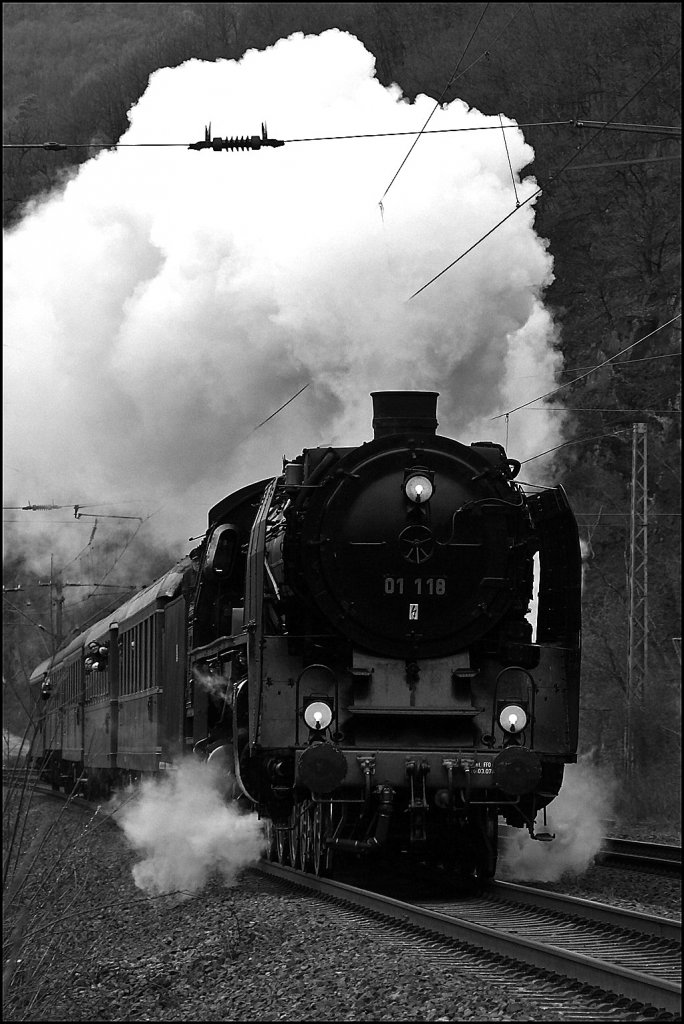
(405, 474, 433, 504)
(304, 701, 333, 731)
(499, 704, 527, 734)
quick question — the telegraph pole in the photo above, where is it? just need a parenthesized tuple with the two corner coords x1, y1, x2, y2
(35, 563, 139, 652)
(38, 556, 65, 650)
(624, 422, 648, 772)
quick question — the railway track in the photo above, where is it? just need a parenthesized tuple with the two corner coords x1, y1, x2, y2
(257, 860, 681, 1017)
(5, 771, 681, 1015)
(4, 770, 682, 874)
(597, 837, 682, 872)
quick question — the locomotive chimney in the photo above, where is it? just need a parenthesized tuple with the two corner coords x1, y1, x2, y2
(371, 391, 439, 439)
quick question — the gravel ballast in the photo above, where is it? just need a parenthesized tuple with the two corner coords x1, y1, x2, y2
(3, 792, 681, 1022)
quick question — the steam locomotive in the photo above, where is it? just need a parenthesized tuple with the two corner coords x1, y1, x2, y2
(30, 391, 581, 882)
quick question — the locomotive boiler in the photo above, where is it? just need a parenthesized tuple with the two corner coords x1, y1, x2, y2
(30, 391, 581, 883)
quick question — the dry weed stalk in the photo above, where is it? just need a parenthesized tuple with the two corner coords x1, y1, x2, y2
(2, 770, 103, 1019)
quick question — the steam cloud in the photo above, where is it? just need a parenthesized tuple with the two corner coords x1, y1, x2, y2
(498, 757, 617, 882)
(4, 28, 564, 564)
(115, 760, 266, 895)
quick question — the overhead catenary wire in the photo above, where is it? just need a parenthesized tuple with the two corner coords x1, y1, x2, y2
(2, 596, 51, 628)
(519, 473, 681, 516)
(61, 530, 97, 573)
(511, 351, 682, 379)
(519, 428, 632, 464)
(491, 314, 681, 420)
(67, 581, 144, 609)
(499, 113, 520, 206)
(518, 399, 679, 415)
(3, 519, 112, 525)
(287, 118, 681, 142)
(72, 510, 142, 521)
(565, 154, 681, 170)
(83, 513, 153, 595)
(518, 404, 681, 413)
(59, 587, 147, 633)
(4, 503, 83, 511)
(378, 0, 493, 209)
(2, 599, 54, 656)
(3, 118, 679, 150)
(252, 382, 310, 431)
(407, 44, 682, 301)
(232, 382, 312, 448)
(2, 500, 143, 511)
(4, 582, 139, 591)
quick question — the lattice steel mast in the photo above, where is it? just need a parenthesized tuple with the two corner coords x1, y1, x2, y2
(624, 422, 648, 771)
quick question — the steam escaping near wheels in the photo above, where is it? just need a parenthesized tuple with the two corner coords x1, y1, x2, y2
(498, 758, 618, 882)
(114, 759, 267, 896)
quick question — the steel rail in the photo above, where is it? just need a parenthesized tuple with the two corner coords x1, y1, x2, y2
(598, 837, 682, 870)
(256, 861, 681, 1014)
(489, 879, 681, 942)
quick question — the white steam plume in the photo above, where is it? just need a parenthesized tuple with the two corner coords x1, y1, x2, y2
(114, 760, 266, 896)
(498, 757, 618, 882)
(4, 29, 564, 557)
